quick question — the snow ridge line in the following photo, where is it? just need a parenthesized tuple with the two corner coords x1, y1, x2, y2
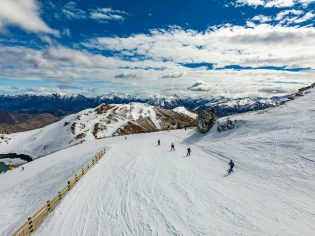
(12, 149, 106, 236)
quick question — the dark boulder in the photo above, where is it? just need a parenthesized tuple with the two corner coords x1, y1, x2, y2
(196, 107, 217, 134)
(217, 118, 236, 132)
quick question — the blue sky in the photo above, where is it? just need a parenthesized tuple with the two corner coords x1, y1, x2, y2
(0, 0, 314, 98)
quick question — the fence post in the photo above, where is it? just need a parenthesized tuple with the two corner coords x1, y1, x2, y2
(67, 181, 71, 191)
(12, 149, 106, 236)
(46, 200, 51, 213)
(58, 191, 62, 200)
(28, 217, 34, 233)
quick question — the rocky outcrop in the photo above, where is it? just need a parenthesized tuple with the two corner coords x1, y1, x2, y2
(93, 123, 107, 139)
(298, 82, 315, 93)
(113, 117, 158, 136)
(95, 104, 115, 114)
(217, 118, 237, 132)
(75, 133, 86, 139)
(280, 82, 315, 105)
(196, 107, 217, 134)
(153, 107, 196, 130)
(70, 123, 76, 135)
(0, 134, 11, 144)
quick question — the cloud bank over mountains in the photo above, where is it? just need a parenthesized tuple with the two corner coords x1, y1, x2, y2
(0, 0, 314, 98)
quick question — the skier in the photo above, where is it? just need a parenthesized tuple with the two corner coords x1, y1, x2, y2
(228, 160, 234, 173)
(21, 167, 24, 171)
(186, 147, 191, 156)
(171, 143, 175, 151)
(158, 139, 160, 146)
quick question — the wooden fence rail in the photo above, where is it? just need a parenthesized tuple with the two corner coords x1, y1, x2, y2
(12, 149, 106, 236)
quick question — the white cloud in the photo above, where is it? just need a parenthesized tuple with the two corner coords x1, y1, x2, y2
(90, 8, 128, 22)
(161, 72, 184, 78)
(275, 9, 304, 20)
(87, 24, 315, 69)
(0, 42, 313, 98)
(63, 28, 71, 37)
(237, 0, 265, 7)
(251, 15, 272, 23)
(299, 0, 315, 6)
(236, 0, 315, 8)
(44, 46, 96, 65)
(62, 1, 87, 20)
(275, 9, 314, 24)
(114, 72, 138, 79)
(188, 81, 211, 91)
(0, 21, 315, 98)
(0, 0, 58, 35)
(294, 11, 314, 23)
(61, 3, 128, 22)
(266, 0, 296, 8)
(246, 15, 272, 27)
(247, 9, 314, 28)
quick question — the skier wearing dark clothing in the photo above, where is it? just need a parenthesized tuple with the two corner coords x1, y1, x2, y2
(186, 147, 191, 156)
(228, 160, 234, 173)
(171, 143, 175, 151)
(158, 139, 160, 146)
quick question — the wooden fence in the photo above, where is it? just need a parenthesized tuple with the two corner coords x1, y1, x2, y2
(12, 149, 106, 236)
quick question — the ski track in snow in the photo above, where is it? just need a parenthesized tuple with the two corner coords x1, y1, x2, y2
(0, 142, 103, 236)
(2, 90, 315, 236)
(37, 133, 314, 235)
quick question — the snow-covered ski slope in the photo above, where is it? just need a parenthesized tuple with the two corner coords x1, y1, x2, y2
(1, 88, 315, 236)
(28, 89, 315, 236)
(0, 142, 105, 236)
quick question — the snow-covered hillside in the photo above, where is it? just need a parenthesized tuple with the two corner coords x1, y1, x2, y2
(1, 88, 315, 235)
(173, 106, 197, 119)
(0, 103, 195, 158)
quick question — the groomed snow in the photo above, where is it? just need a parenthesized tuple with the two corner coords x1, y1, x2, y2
(31, 89, 315, 235)
(0, 142, 105, 236)
(2, 89, 315, 236)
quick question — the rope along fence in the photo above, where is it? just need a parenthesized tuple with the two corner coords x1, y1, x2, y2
(12, 149, 106, 236)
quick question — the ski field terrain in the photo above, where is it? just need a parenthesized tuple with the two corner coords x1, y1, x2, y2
(0, 103, 195, 160)
(1, 88, 315, 235)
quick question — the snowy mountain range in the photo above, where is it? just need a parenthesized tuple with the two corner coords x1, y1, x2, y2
(1, 83, 314, 164)
(0, 93, 287, 117)
(0, 103, 195, 161)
